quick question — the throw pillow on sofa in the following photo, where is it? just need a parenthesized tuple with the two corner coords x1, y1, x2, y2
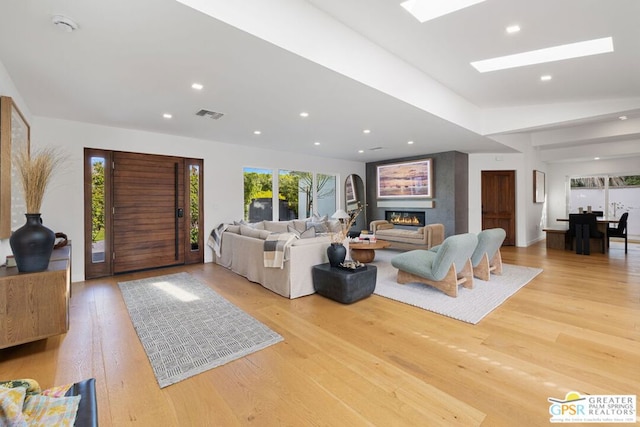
(307, 221, 329, 233)
(288, 224, 316, 238)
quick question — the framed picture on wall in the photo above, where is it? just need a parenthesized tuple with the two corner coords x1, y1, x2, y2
(533, 170, 545, 203)
(377, 158, 433, 198)
(345, 174, 357, 203)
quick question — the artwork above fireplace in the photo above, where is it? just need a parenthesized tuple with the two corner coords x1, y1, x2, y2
(385, 210, 425, 227)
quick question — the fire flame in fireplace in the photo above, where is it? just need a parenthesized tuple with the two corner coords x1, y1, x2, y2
(389, 214, 422, 225)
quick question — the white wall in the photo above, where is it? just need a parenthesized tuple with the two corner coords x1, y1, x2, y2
(546, 156, 640, 230)
(27, 117, 365, 282)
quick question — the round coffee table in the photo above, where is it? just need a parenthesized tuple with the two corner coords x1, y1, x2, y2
(349, 240, 391, 263)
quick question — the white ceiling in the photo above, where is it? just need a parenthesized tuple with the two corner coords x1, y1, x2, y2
(1, 0, 639, 163)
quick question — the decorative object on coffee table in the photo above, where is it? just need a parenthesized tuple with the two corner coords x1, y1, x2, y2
(349, 239, 391, 263)
(312, 263, 377, 304)
(9, 147, 66, 272)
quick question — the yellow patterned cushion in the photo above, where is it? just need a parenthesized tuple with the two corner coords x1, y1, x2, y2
(23, 394, 80, 427)
(0, 379, 41, 395)
(0, 386, 28, 426)
(41, 383, 74, 398)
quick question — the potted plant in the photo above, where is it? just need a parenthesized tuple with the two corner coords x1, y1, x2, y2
(9, 146, 65, 272)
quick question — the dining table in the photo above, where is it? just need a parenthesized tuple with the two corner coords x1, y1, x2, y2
(555, 215, 620, 251)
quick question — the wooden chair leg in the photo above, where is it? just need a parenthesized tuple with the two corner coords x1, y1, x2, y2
(490, 249, 503, 276)
(473, 253, 490, 281)
(396, 265, 460, 297)
(459, 259, 474, 290)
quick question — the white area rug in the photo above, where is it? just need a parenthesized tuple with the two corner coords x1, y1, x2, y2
(118, 272, 283, 388)
(371, 250, 542, 324)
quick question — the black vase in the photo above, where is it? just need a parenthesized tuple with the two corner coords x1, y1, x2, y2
(9, 213, 56, 273)
(327, 243, 347, 267)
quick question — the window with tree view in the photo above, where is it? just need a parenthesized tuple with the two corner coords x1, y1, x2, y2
(244, 168, 273, 221)
(189, 164, 200, 250)
(279, 170, 313, 220)
(91, 156, 106, 263)
(243, 168, 337, 222)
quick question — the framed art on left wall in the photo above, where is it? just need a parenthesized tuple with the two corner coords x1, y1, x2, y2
(0, 96, 30, 238)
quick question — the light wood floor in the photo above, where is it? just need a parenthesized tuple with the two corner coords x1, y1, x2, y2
(1, 240, 638, 426)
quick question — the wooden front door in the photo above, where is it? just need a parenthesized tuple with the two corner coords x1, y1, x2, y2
(481, 170, 516, 245)
(112, 152, 185, 273)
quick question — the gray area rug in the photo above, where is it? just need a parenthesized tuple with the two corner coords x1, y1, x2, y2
(118, 272, 283, 388)
(371, 250, 542, 324)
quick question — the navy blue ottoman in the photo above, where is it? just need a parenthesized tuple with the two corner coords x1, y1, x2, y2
(312, 263, 377, 303)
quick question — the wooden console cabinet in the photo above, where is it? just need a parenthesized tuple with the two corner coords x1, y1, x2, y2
(0, 246, 71, 349)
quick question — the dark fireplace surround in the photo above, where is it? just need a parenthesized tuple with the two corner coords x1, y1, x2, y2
(385, 210, 426, 228)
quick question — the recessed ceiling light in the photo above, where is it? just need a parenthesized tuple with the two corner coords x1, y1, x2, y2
(313, 141, 320, 146)
(363, 129, 371, 134)
(358, 150, 364, 154)
(619, 115, 628, 120)
(253, 130, 261, 135)
(540, 74, 552, 81)
(300, 112, 309, 118)
(594, 157, 600, 160)
(401, 0, 486, 23)
(407, 140, 415, 145)
(191, 83, 203, 90)
(471, 37, 614, 73)
(506, 25, 520, 34)
(163, 113, 172, 119)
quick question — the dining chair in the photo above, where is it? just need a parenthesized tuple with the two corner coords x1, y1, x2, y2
(569, 213, 605, 254)
(607, 212, 629, 254)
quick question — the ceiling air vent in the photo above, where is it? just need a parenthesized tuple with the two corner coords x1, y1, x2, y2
(195, 109, 224, 120)
(369, 147, 385, 151)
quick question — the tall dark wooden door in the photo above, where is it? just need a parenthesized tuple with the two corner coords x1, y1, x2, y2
(481, 170, 516, 245)
(112, 152, 185, 273)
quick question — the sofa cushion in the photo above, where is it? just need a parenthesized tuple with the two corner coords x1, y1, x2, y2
(240, 225, 271, 239)
(225, 224, 241, 234)
(234, 220, 265, 230)
(263, 221, 290, 233)
(376, 228, 426, 243)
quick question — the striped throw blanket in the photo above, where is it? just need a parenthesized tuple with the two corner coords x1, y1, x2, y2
(264, 232, 298, 269)
(207, 223, 229, 258)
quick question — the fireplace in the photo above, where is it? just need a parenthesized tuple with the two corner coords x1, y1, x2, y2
(385, 210, 425, 227)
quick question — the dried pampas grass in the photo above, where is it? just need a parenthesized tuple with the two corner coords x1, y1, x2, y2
(15, 146, 66, 214)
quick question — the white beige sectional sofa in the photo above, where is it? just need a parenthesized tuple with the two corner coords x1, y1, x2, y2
(370, 220, 445, 250)
(215, 219, 335, 299)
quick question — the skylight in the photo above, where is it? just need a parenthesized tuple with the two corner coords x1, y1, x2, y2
(401, 0, 486, 23)
(471, 37, 614, 73)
